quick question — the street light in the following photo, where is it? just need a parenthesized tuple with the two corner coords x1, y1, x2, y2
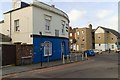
(39, 32, 42, 67)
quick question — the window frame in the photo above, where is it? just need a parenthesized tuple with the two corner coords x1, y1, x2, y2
(82, 30, 84, 35)
(77, 31, 80, 35)
(45, 19, 51, 31)
(14, 19, 19, 32)
(44, 41, 52, 56)
(99, 44, 101, 46)
(55, 29, 59, 36)
(112, 45, 114, 49)
(70, 33, 72, 37)
(61, 20, 65, 34)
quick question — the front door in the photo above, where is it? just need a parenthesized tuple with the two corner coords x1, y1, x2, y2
(61, 41, 65, 59)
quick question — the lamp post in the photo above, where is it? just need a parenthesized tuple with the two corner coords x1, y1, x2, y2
(39, 32, 42, 67)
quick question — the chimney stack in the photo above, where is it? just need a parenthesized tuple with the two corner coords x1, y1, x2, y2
(88, 24, 92, 30)
(12, 0, 21, 10)
(51, 5, 55, 8)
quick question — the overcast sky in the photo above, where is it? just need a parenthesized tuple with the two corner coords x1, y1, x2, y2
(0, 0, 119, 31)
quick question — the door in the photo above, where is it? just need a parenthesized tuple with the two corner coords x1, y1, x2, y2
(61, 41, 65, 59)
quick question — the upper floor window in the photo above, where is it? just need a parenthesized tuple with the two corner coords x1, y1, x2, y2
(70, 33, 72, 37)
(62, 21, 65, 34)
(45, 19, 50, 31)
(77, 31, 80, 35)
(112, 45, 114, 49)
(55, 30, 59, 36)
(97, 34, 101, 39)
(98, 37, 101, 39)
(14, 19, 19, 32)
(44, 15, 51, 31)
(70, 39, 72, 43)
(82, 30, 84, 35)
(44, 41, 52, 56)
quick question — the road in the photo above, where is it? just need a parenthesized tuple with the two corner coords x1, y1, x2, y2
(2, 52, 118, 78)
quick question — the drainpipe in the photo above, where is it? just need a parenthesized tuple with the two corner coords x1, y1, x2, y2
(10, 12, 12, 40)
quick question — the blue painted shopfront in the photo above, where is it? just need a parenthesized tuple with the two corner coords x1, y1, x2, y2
(33, 35, 70, 63)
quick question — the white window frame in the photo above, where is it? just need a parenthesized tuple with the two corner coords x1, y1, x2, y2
(44, 15, 52, 32)
(62, 20, 65, 34)
(77, 31, 80, 35)
(14, 19, 19, 32)
(70, 33, 72, 37)
(45, 19, 50, 31)
(112, 45, 114, 49)
(82, 30, 84, 35)
(77, 45, 79, 51)
(55, 29, 59, 36)
(44, 41, 52, 56)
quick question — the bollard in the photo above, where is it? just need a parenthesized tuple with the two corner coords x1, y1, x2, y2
(75, 54, 78, 61)
(85, 53, 88, 60)
(47, 55, 50, 66)
(62, 55, 65, 64)
(67, 55, 69, 63)
(81, 53, 84, 61)
(69, 54, 72, 62)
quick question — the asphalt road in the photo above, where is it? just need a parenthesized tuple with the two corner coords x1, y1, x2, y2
(3, 52, 118, 78)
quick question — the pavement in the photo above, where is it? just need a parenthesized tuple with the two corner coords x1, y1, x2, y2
(2, 52, 117, 76)
(2, 52, 118, 78)
(2, 53, 84, 76)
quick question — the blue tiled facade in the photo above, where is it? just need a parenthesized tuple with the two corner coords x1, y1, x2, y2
(33, 35, 70, 63)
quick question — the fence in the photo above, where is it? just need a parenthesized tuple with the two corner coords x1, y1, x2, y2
(2, 43, 33, 66)
(2, 44, 16, 66)
(40, 52, 88, 68)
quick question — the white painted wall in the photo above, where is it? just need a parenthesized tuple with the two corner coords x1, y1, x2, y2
(0, 23, 3, 33)
(95, 44, 106, 51)
(95, 43, 117, 51)
(2, 13, 10, 36)
(11, 7, 33, 44)
(108, 43, 117, 50)
(33, 6, 69, 38)
(3, 6, 33, 44)
(95, 27, 104, 33)
(2, 1, 69, 44)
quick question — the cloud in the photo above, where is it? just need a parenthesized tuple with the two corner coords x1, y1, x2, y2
(68, 9, 86, 26)
(96, 16, 118, 31)
(40, 0, 118, 2)
(0, 3, 3, 21)
(96, 9, 113, 19)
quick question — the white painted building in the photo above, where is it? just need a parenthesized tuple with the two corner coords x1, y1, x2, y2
(1, 0, 69, 44)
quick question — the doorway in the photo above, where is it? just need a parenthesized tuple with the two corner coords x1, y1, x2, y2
(61, 41, 65, 59)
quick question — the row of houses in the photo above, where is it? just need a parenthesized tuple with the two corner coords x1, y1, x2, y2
(0, 0, 70, 65)
(69, 24, 120, 52)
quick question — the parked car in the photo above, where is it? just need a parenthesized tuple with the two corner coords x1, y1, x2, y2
(115, 49, 120, 53)
(93, 49, 103, 54)
(84, 50, 96, 56)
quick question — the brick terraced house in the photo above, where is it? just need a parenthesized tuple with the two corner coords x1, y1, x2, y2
(95, 26, 120, 51)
